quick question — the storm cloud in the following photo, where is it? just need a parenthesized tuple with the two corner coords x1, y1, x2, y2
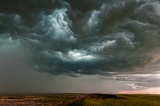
(0, 0, 160, 77)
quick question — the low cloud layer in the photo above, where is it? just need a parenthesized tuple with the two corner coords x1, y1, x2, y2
(0, 0, 160, 93)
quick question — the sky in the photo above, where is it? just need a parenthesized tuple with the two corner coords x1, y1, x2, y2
(0, 0, 160, 94)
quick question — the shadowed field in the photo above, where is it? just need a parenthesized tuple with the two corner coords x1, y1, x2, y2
(0, 94, 160, 106)
(67, 94, 160, 106)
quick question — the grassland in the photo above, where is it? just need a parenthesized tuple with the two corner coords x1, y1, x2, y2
(0, 94, 160, 106)
(0, 93, 85, 105)
(67, 94, 160, 106)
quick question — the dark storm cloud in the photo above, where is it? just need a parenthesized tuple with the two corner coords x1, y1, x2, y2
(1, 0, 160, 76)
(0, 0, 68, 32)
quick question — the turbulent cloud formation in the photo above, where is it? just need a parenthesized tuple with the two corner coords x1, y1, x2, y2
(0, 0, 160, 77)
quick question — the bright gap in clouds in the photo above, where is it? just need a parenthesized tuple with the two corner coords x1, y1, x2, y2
(119, 87, 160, 94)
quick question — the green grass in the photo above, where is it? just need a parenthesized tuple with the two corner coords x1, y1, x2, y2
(67, 94, 160, 106)
(83, 99, 160, 106)
(1, 94, 160, 106)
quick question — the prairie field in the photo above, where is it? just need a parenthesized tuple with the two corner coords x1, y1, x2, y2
(0, 94, 160, 106)
(67, 94, 160, 106)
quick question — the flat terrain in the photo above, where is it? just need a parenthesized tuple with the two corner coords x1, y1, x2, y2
(0, 94, 160, 106)
(0, 94, 85, 106)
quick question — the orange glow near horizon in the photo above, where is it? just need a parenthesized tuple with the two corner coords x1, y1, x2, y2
(119, 87, 160, 94)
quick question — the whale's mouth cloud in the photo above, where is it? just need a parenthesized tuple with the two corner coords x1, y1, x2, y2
(1, 0, 160, 92)
(0, 0, 160, 77)
(1, 0, 160, 76)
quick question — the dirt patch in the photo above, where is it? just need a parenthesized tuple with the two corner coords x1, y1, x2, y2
(0, 94, 85, 106)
